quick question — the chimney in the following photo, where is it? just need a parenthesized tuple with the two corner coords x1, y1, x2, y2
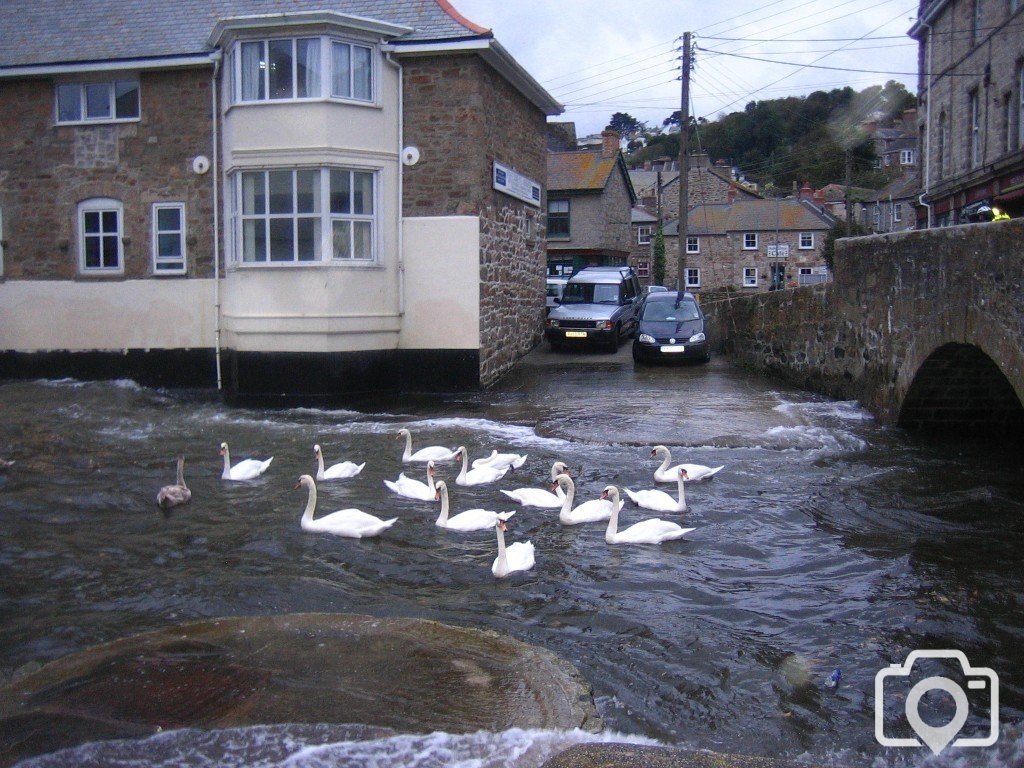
(601, 129, 620, 158)
(800, 181, 813, 201)
(813, 188, 825, 205)
(644, 161, 651, 171)
(727, 181, 737, 204)
(792, 180, 798, 196)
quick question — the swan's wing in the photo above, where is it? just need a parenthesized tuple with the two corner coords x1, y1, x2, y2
(567, 499, 614, 522)
(410, 446, 458, 462)
(618, 520, 695, 543)
(501, 488, 560, 508)
(229, 458, 270, 479)
(445, 509, 498, 531)
(510, 454, 527, 469)
(506, 541, 536, 572)
(323, 461, 364, 479)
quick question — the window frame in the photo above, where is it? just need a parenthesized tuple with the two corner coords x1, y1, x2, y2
(1017, 62, 1024, 151)
(55, 79, 140, 125)
(234, 35, 375, 105)
(743, 232, 758, 250)
(894, 203, 903, 223)
(742, 267, 758, 287)
(637, 225, 652, 245)
(231, 167, 378, 266)
(686, 235, 699, 254)
(937, 110, 947, 179)
(798, 232, 814, 249)
(899, 149, 915, 165)
(969, 89, 981, 168)
(636, 260, 650, 278)
(685, 267, 700, 288)
(547, 198, 570, 239)
(77, 198, 124, 275)
(152, 203, 187, 275)
(0, 205, 4, 277)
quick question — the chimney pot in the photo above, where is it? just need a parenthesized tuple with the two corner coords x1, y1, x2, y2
(601, 129, 620, 158)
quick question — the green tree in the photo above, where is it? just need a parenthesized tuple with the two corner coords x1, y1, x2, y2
(820, 218, 867, 271)
(652, 227, 666, 286)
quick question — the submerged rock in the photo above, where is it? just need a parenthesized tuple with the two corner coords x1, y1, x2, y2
(0, 613, 600, 766)
(542, 744, 823, 768)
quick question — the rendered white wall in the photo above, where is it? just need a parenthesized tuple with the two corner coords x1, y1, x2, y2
(0, 280, 215, 351)
(400, 216, 480, 350)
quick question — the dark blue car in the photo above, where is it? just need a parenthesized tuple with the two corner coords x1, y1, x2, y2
(632, 291, 710, 364)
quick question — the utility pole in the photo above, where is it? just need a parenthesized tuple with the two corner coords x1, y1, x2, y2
(676, 32, 691, 294)
(844, 148, 853, 236)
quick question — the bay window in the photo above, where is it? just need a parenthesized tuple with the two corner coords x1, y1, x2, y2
(236, 36, 373, 103)
(234, 168, 376, 264)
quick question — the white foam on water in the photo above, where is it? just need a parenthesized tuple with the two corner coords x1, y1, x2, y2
(759, 424, 868, 456)
(13, 726, 659, 768)
(774, 399, 875, 423)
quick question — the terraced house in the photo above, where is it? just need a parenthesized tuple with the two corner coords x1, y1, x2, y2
(0, 0, 561, 401)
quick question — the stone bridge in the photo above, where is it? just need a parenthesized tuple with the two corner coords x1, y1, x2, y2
(701, 219, 1024, 436)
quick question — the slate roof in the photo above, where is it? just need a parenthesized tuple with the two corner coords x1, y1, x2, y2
(548, 151, 620, 193)
(0, 0, 490, 68)
(664, 199, 831, 236)
(632, 207, 657, 224)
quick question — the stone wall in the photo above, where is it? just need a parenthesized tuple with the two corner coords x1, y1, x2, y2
(401, 53, 548, 388)
(702, 219, 1024, 426)
(0, 68, 216, 281)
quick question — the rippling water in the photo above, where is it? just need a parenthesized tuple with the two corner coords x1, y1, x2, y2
(1, 352, 1023, 767)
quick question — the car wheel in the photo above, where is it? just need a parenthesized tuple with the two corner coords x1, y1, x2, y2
(632, 346, 645, 365)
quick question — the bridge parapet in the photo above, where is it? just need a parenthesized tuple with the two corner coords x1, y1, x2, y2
(702, 219, 1024, 433)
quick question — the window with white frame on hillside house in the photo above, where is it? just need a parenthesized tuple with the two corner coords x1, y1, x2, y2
(686, 236, 699, 253)
(78, 198, 123, 274)
(894, 203, 903, 222)
(233, 37, 373, 103)
(743, 233, 757, 249)
(685, 268, 700, 288)
(637, 225, 651, 245)
(547, 199, 570, 238)
(900, 149, 914, 165)
(56, 80, 139, 123)
(743, 267, 757, 287)
(232, 168, 376, 263)
(152, 203, 186, 274)
(799, 232, 813, 249)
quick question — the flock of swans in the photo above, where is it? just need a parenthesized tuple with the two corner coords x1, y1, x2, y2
(155, 430, 724, 579)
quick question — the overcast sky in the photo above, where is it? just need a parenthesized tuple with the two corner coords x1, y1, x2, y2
(451, 0, 921, 138)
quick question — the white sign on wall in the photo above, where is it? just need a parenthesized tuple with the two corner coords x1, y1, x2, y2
(493, 161, 541, 208)
(767, 244, 790, 257)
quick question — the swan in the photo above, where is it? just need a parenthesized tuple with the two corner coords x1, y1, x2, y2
(156, 456, 191, 509)
(454, 447, 509, 486)
(491, 518, 535, 578)
(383, 460, 438, 501)
(471, 450, 528, 471)
(500, 461, 569, 508)
(314, 444, 365, 480)
(433, 480, 515, 531)
(398, 428, 458, 463)
(624, 467, 689, 512)
(602, 486, 695, 545)
(552, 473, 622, 525)
(220, 442, 273, 481)
(650, 445, 724, 483)
(295, 475, 396, 538)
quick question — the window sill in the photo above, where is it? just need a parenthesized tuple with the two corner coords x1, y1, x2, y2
(227, 97, 381, 113)
(76, 272, 126, 280)
(228, 260, 381, 271)
(56, 117, 141, 128)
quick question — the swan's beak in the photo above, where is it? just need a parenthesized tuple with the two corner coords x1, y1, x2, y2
(600, 490, 608, 500)
(649, 449, 657, 457)
(293, 480, 301, 490)
(498, 520, 508, 532)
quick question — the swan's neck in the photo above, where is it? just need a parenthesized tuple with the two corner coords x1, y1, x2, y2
(402, 432, 413, 461)
(316, 452, 325, 476)
(605, 503, 620, 541)
(676, 474, 687, 510)
(494, 525, 508, 574)
(176, 459, 186, 488)
(435, 487, 449, 525)
(425, 464, 435, 489)
(302, 483, 317, 523)
(458, 451, 468, 480)
(221, 449, 231, 479)
(657, 451, 672, 473)
(559, 478, 575, 512)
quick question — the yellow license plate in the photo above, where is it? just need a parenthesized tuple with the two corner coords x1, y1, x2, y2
(565, 331, 588, 338)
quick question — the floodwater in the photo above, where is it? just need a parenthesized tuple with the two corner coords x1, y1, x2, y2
(1, 347, 1023, 767)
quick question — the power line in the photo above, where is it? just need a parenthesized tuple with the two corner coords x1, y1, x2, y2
(698, 46, 980, 77)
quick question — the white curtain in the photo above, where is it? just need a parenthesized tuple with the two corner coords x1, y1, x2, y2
(240, 42, 263, 101)
(299, 38, 320, 98)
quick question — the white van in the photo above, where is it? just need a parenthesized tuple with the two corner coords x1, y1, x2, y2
(545, 277, 568, 314)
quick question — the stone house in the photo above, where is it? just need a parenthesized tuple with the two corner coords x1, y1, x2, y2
(545, 129, 636, 276)
(863, 109, 920, 180)
(629, 154, 759, 225)
(662, 196, 834, 294)
(911, 0, 1023, 225)
(859, 174, 920, 233)
(0, 0, 561, 402)
(628, 207, 660, 287)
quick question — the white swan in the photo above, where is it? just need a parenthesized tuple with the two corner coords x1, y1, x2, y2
(602, 486, 695, 545)
(624, 467, 689, 512)
(500, 461, 569, 508)
(398, 428, 458, 463)
(650, 445, 724, 483)
(471, 450, 528, 471)
(454, 447, 508, 486)
(156, 456, 191, 509)
(314, 444, 365, 480)
(492, 518, 535, 578)
(220, 442, 273, 481)
(552, 473, 622, 525)
(383, 460, 438, 501)
(296, 475, 396, 538)
(433, 480, 515, 531)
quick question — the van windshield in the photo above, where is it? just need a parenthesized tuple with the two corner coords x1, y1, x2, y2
(561, 282, 620, 304)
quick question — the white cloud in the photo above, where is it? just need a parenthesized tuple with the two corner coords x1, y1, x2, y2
(449, 0, 919, 137)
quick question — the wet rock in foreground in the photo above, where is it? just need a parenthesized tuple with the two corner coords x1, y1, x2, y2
(542, 744, 823, 768)
(0, 613, 599, 767)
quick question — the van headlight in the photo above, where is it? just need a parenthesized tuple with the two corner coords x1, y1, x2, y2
(546, 319, 559, 328)
(638, 333, 655, 344)
(689, 332, 706, 343)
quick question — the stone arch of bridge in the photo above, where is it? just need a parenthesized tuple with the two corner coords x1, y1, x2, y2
(893, 308, 1024, 437)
